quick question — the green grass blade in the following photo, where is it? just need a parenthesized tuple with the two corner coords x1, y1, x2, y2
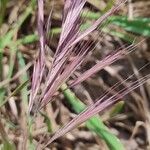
(110, 16, 150, 37)
(61, 84, 124, 150)
(40, 112, 52, 133)
(17, 52, 29, 106)
(0, 80, 28, 107)
(18, 51, 36, 149)
(82, 11, 150, 37)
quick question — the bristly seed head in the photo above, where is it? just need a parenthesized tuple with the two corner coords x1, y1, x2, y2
(29, 0, 128, 114)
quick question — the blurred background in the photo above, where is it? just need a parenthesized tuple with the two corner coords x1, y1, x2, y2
(0, 0, 150, 149)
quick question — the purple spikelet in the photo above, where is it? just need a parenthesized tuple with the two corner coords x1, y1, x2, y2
(29, 0, 128, 114)
(29, 0, 45, 113)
